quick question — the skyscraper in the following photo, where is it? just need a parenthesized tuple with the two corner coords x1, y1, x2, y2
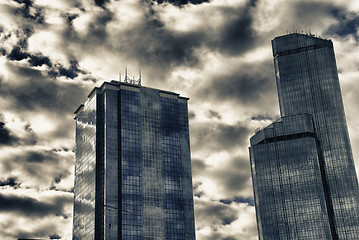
(73, 80, 196, 239)
(249, 33, 359, 239)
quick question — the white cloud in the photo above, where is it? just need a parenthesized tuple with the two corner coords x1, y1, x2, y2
(0, 189, 73, 240)
(194, 197, 257, 240)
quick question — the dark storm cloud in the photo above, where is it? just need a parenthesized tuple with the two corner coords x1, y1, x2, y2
(56, 2, 204, 80)
(195, 199, 238, 227)
(128, 1, 258, 69)
(193, 182, 204, 198)
(215, 3, 257, 56)
(3, 25, 54, 68)
(197, 62, 275, 105)
(52, 147, 71, 153)
(220, 197, 254, 206)
(60, 6, 113, 45)
(0, 147, 74, 190)
(192, 156, 252, 200)
(0, 193, 72, 217)
(28, 53, 52, 67)
(94, 0, 110, 8)
(0, 25, 33, 54)
(213, 124, 250, 146)
(285, 1, 352, 38)
(188, 111, 196, 120)
(191, 158, 208, 177)
(10, 149, 70, 169)
(326, 8, 359, 38)
(0, 119, 19, 146)
(61, 12, 79, 25)
(190, 121, 251, 152)
(11, 0, 44, 24)
(206, 110, 222, 120)
(120, 14, 203, 74)
(251, 114, 278, 121)
(4, 32, 83, 77)
(0, 177, 21, 188)
(0, 63, 88, 113)
(0, 114, 38, 146)
(53, 0, 261, 83)
(154, 0, 209, 7)
(212, 156, 252, 196)
(54, 175, 62, 184)
(49, 233, 62, 239)
(0, 48, 6, 55)
(25, 151, 56, 163)
(194, 198, 258, 239)
(2, 219, 68, 240)
(2, 17, 84, 77)
(7, 46, 52, 67)
(49, 59, 86, 79)
(23, 124, 38, 145)
(17, 25, 33, 48)
(7, 46, 28, 61)
(86, 10, 113, 40)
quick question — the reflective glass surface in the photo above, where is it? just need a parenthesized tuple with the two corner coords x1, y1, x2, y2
(104, 89, 119, 238)
(121, 88, 143, 239)
(250, 115, 332, 239)
(73, 95, 97, 239)
(274, 34, 359, 239)
(74, 82, 196, 240)
(250, 34, 359, 240)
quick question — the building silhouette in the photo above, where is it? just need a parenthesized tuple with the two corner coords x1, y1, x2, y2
(73, 80, 196, 239)
(250, 33, 359, 239)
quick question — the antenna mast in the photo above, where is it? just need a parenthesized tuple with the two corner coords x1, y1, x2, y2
(125, 67, 128, 81)
(120, 67, 141, 85)
(139, 69, 141, 85)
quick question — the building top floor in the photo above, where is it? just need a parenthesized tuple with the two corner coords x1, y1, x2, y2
(74, 80, 189, 119)
(250, 113, 315, 146)
(272, 33, 333, 57)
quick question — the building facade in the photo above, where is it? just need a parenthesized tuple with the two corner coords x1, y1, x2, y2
(73, 80, 196, 239)
(250, 33, 359, 239)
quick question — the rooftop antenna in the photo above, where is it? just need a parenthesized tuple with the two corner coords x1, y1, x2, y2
(119, 66, 141, 85)
(125, 66, 128, 81)
(139, 69, 142, 85)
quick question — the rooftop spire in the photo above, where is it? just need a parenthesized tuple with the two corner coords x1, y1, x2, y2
(120, 67, 141, 85)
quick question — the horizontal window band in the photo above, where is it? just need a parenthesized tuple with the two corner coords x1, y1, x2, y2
(256, 132, 316, 145)
(274, 44, 332, 58)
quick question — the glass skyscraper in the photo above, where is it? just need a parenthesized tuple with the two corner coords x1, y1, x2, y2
(73, 80, 196, 239)
(250, 33, 359, 239)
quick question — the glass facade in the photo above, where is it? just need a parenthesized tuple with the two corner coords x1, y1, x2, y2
(73, 81, 196, 240)
(73, 94, 97, 240)
(250, 33, 359, 239)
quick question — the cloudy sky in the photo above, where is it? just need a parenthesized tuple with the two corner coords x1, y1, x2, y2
(1, 0, 359, 239)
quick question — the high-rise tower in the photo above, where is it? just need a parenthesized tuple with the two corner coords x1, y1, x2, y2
(250, 33, 359, 239)
(73, 80, 196, 239)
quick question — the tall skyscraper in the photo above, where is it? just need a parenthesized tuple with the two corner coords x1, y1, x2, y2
(73, 80, 196, 239)
(249, 33, 359, 239)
